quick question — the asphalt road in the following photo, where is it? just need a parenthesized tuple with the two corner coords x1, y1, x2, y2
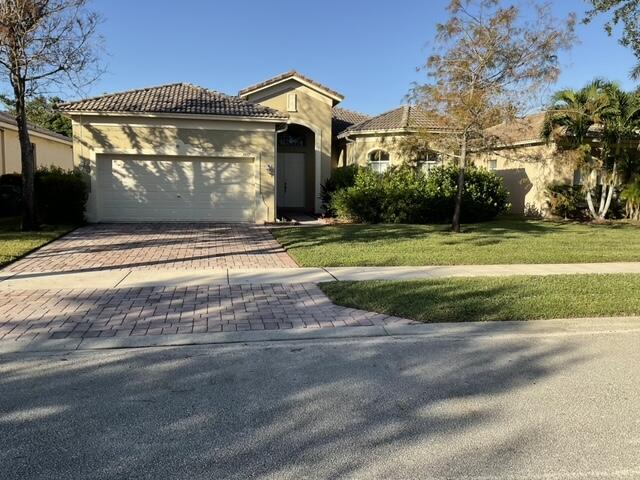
(1, 326, 640, 479)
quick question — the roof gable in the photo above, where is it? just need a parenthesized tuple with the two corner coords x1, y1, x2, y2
(239, 70, 344, 106)
(332, 107, 371, 137)
(338, 105, 447, 137)
(486, 112, 547, 145)
(59, 83, 288, 120)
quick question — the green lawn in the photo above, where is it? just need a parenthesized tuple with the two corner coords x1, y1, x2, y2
(273, 219, 640, 266)
(320, 274, 640, 323)
(0, 217, 74, 268)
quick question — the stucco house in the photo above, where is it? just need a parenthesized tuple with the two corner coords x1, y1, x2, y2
(61, 71, 371, 223)
(474, 113, 576, 216)
(0, 111, 73, 176)
(60, 70, 576, 223)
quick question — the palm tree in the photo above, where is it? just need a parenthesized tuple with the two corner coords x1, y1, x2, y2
(542, 79, 611, 220)
(598, 83, 640, 218)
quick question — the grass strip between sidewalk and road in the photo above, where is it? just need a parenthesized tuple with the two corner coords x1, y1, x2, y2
(0, 217, 74, 268)
(273, 219, 640, 266)
(320, 274, 640, 323)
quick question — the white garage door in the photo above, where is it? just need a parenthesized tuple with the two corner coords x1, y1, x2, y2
(97, 155, 255, 222)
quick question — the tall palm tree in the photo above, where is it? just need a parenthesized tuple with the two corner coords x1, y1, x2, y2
(542, 79, 611, 220)
(598, 83, 640, 218)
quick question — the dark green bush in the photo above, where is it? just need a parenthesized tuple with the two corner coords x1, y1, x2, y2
(321, 164, 361, 215)
(0, 167, 88, 224)
(331, 164, 510, 224)
(546, 183, 624, 220)
(36, 167, 88, 224)
(546, 183, 585, 219)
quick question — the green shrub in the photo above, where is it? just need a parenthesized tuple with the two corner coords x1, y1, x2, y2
(621, 178, 640, 220)
(320, 164, 361, 215)
(0, 167, 88, 224)
(547, 183, 587, 219)
(36, 167, 88, 224)
(331, 164, 510, 224)
(331, 167, 385, 222)
(424, 164, 510, 222)
(546, 183, 624, 220)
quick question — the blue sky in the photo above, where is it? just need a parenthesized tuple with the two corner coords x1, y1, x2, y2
(74, 0, 638, 115)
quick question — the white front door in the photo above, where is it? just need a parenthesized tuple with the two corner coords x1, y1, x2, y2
(277, 152, 306, 208)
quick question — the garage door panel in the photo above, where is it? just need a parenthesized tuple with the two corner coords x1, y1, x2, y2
(100, 206, 255, 223)
(98, 156, 255, 222)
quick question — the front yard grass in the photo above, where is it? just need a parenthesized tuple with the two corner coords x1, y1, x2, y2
(320, 274, 640, 323)
(273, 219, 640, 266)
(0, 217, 73, 268)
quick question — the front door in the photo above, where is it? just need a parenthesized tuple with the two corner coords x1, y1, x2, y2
(277, 152, 306, 208)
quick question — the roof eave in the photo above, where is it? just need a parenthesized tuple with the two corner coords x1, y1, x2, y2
(61, 110, 289, 123)
(337, 127, 449, 139)
(239, 75, 344, 105)
(0, 119, 72, 145)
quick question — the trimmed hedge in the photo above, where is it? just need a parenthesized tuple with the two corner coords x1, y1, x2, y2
(0, 166, 88, 224)
(329, 164, 510, 224)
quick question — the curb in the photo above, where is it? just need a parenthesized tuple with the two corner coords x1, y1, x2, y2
(2, 316, 640, 355)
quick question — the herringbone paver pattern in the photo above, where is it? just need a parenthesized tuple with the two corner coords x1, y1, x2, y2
(5, 223, 297, 273)
(0, 284, 414, 341)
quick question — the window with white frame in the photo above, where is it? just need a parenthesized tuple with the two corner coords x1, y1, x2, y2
(488, 159, 498, 171)
(416, 151, 441, 174)
(368, 149, 390, 173)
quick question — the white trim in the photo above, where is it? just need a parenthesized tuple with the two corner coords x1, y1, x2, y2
(366, 147, 391, 161)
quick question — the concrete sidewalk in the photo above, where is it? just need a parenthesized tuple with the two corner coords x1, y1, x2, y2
(1, 262, 640, 289)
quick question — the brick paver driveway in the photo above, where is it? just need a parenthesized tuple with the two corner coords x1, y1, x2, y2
(5, 223, 297, 273)
(0, 223, 414, 343)
(0, 284, 413, 341)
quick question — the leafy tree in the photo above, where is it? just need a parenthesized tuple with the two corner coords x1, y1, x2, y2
(409, 0, 576, 232)
(543, 80, 640, 220)
(584, 0, 640, 78)
(0, 0, 101, 231)
(0, 94, 71, 137)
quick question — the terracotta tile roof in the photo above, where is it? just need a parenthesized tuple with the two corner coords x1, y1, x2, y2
(59, 83, 288, 119)
(332, 107, 371, 137)
(486, 112, 547, 145)
(0, 111, 72, 143)
(239, 70, 344, 102)
(338, 105, 447, 137)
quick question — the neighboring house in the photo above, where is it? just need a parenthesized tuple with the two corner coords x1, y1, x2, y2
(475, 113, 575, 216)
(0, 111, 73, 176)
(337, 105, 448, 173)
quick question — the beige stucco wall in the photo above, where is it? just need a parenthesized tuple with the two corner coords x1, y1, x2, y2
(345, 133, 415, 167)
(243, 81, 333, 213)
(1, 127, 72, 174)
(70, 114, 278, 223)
(475, 142, 573, 216)
(345, 132, 572, 217)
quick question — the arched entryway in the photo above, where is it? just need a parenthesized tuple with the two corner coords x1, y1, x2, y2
(276, 123, 316, 214)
